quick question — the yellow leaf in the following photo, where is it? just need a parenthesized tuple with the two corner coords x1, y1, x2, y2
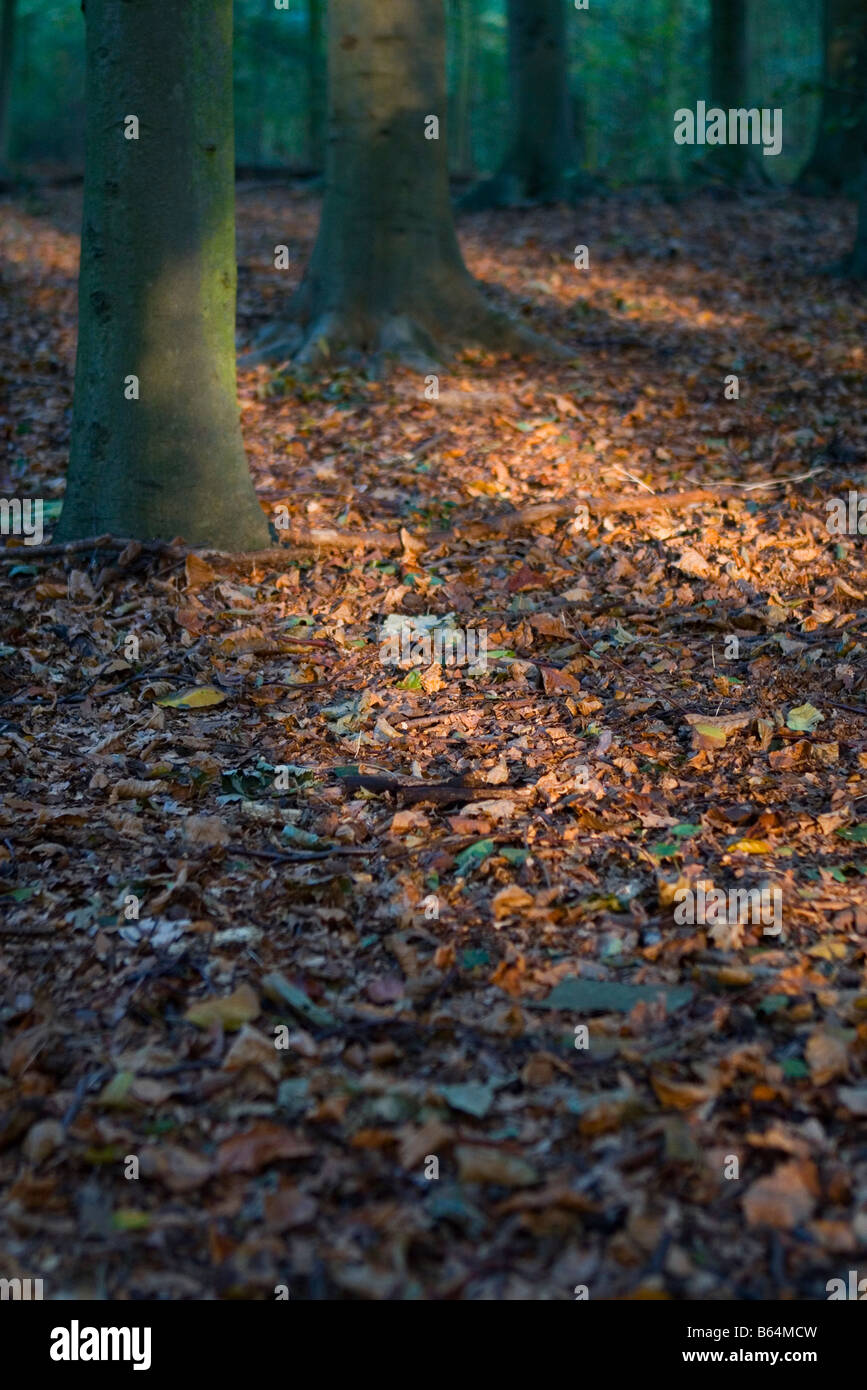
(732, 839, 772, 854)
(158, 685, 227, 709)
(185, 983, 260, 1031)
(807, 939, 847, 961)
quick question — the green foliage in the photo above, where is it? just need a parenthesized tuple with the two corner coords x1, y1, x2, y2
(0, 0, 829, 187)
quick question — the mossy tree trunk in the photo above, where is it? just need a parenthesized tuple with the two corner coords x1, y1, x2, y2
(57, 0, 269, 550)
(462, 0, 574, 208)
(257, 0, 563, 368)
(800, 0, 867, 193)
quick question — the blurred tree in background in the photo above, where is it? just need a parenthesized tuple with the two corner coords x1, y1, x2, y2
(0, 0, 830, 191)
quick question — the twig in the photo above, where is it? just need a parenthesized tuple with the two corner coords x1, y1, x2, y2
(226, 842, 376, 862)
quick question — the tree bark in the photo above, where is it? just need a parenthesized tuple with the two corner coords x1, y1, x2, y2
(462, 0, 574, 207)
(449, 0, 474, 179)
(306, 0, 326, 170)
(57, 0, 268, 550)
(257, 0, 564, 368)
(0, 0, 17, 169)
(709, 0, 750, 180)
(838, 3, 867, 275)
(800, 0, 867, 193)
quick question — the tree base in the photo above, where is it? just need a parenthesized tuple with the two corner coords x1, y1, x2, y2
(54, 496, 271, 552)
(826, 250, 867, 282)
(459, 167, 591, 211)
(243, 290, 571, 372)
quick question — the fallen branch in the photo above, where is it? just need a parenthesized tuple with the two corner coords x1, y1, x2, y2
(0, 535, 180, 562)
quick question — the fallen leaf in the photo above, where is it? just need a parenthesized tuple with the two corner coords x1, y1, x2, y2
(185, 983, 260, 1031)
(742, 1160, 819, 1230)
(217, 1123, 314, 1175)
(455, 1144, 537, 1187)
(158, 685, 227, 709)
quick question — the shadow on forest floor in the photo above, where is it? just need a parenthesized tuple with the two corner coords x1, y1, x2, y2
(0, 184, 866, 1300)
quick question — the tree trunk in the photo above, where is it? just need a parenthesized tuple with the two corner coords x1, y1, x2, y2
(838, 2, 867, 275)
(845, 147, 867, 275)
(449, 0, 474, 179)
(0, 0, 17, 169)
(800, 0, 867, 193)
(709, 0, 750, 180)
(257, 0, 563, 368)
(57, 0, 268, 550)
(463, 0, 573, 207)
(664, 0, 684, 183)
(306, 0, 326, 170)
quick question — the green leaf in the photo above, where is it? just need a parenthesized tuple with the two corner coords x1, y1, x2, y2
(671, 823, 701, 838)
(454, 838, 495, 876)
(536, 977, 693, 1015)
(786, 702, 823, 733)
(759, 995, 789, 1015)
(650, 842, 681, 858)
(501, 846, 530, 866)
(439, 1082, 496, 1118)
(113, 1209, 150, 1231)
(262, 970, 336, 1028)
(399, 669, 422, 690)
(781, 1057, 809, 1079)
(839, 824, 867, 843)
(461, 948, 490, 970)
(281, 824, 321, 849)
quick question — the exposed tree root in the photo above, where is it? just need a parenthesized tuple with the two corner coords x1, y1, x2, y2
(244, 293, 572, 372)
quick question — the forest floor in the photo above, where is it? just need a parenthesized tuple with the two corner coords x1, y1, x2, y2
(0, 183, 866, 1300)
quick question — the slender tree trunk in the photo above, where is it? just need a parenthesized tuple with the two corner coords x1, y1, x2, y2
(257, 0, 563, 368)
(463, 0, 574, 207)
(449, 0, 474, 179)
(800, 0, 867, 193)
(709, 0, 750, 180)
(838, 2, 867, 275)
(0, 0, 17, 169)
(664, 0, 684, 183)
(58, 0, 268, 550)
(306, 0, 325, 170)
(846, 146, 867, 275)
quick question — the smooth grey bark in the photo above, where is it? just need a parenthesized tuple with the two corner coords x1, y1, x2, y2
(257, 0, 564, 368)
(58, 0, 268, 550)
(462, 0, 574, 207)
(800, 0, 867, 193)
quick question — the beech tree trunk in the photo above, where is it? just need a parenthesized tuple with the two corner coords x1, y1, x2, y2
(306, 0, 326, 170)
(256, 0, 562, 368)
(800, 0, 867, 193)
(58, 0, 268, 550)
(463, 0, 573, 207)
